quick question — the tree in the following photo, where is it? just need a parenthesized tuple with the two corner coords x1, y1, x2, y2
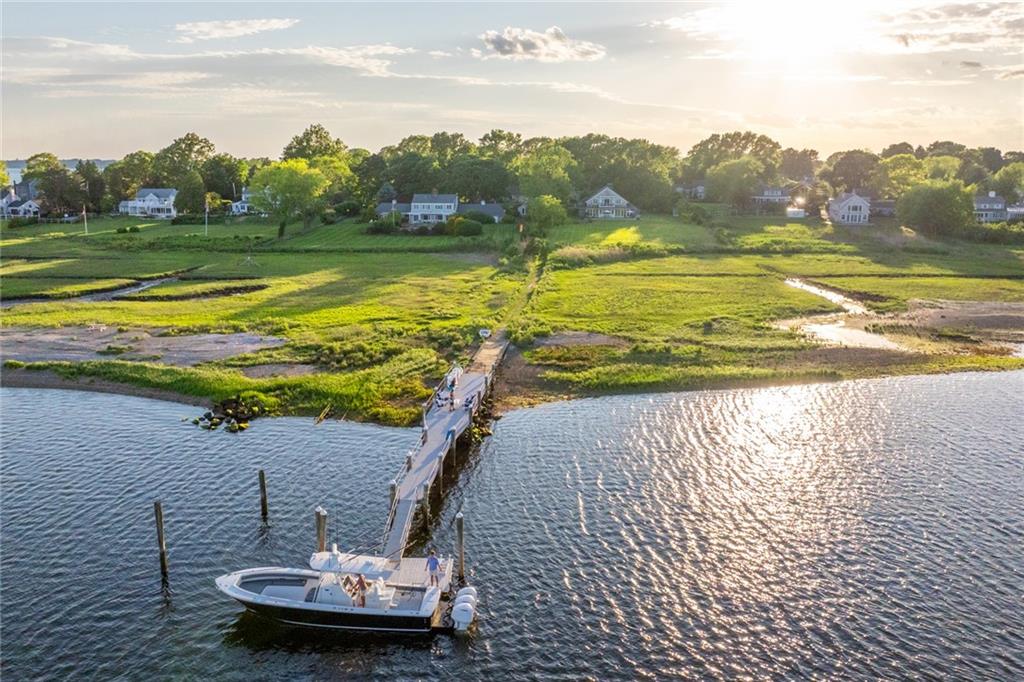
(478, 129, 523, 162)
(430, 132, 475, 168)
(896, 180, 974, 236)
(822, 150, 879, 192)
(310, 154, 356, 202)
(0, 160, 10, 188)
(991, 162, 1024, 204)
(375, 181, 397, 203)
(683, 131, 781, 180)
(448, 156, 510, 201)
(871, 154, 925, 198)
(22, 152, 63, 183)
(977, 147, 1004, 173)
(248, 159, 329, 238)
(881, 142, 915, 158)
(37, 165, 85, 214)
(923, 155, 960, 181)
(526, 195, 568, 235)
(780, 148, 819, 180)
(173, 170, 206, 215)
(152, 133, 215, 186)
(388, 152, 442, 198)
(74, 160, 105, 212)
(706, 156, 763, 208)
(102, 150, 155, 208)
(201, 153, 248, 200)
(513, 142, 576, 202)
(282, 123, 346, 160)
(925, 140, 967, 158)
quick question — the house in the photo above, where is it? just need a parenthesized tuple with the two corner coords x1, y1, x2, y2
(230, 187, 253, 215)
(751, 184, 790, 205)
(1007, 203, 1024, 220)
(374, 192, 505, 225)
(674, 182, 706, 200)
(8, 199, 41, 217)
(785, 207, 807, 219)
(583, 185, 639, 219)
(828, 192, 870, 225)
(118, 188, 177, 219)
(974, 191, 1008, 223)
(1, 188, 20, 218)
(871, 199, 897, 218)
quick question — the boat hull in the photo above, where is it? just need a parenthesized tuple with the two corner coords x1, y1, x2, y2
(238, 599, 434, 633)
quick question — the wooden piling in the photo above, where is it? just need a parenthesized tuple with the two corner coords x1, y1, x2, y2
(258, 469, 269, 519)
(406, 454, 413, 472)
(456, 512, 465, 580)
(315, 506, 327, 552)
(153, 500, 168, 577)
(389, 480, 397, 509)
(420, 484, 430, 518)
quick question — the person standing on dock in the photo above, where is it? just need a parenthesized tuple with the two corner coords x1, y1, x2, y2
(426, 550, 441, 587)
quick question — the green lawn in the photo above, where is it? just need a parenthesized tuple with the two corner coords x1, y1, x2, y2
(3, 212, 1023, 419)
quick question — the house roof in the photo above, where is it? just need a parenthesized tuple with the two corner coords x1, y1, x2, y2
(376, 202, 411, 214)
(872, 199, 896, 208)
(135, 188, 177, 199)
(8, 199, 39, 208)
(412, 193, 458, 204)
(974, 194, 1006, 205)
(585, 184, 630, 204)
(832, 192, 870, 204)
(457, 203, 505, 219)
(755, 184, 789, 194)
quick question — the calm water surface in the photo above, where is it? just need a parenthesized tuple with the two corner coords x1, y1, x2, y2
(2, 372, 1023, 680)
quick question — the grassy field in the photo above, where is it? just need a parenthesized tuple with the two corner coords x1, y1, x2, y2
(2, 212, 1023, 420)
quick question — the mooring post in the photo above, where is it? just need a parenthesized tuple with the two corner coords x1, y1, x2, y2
(449, 430, 457, 467)
(456, 512, 465, 581)
(315, 506, 327, 552)
(406, 453, 413, 472)
(389, 479, 397, 509)
(420, 484, 430, 518)
(258, 469, 269, 519)
(153, 500, 168, 577)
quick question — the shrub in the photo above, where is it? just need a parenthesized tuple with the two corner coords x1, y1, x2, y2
(366, 221, 398, 235)
(5, 217, 38, 228)
(320, 208, 337, 225)
(460, 210, 496, 225)
(445, 216, 484, 236)
(171, 213, 226, 225)
(115, 226, 142, 234)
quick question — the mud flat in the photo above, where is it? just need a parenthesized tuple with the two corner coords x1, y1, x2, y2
(0, 326, 286, 366)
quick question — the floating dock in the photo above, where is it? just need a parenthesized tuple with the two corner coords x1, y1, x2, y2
(380, 331, 507, 561)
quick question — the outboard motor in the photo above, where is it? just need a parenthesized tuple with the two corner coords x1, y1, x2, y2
(451, 587, 478, 633)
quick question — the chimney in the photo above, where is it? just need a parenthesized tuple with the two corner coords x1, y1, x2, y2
(989, 190, 996, 198)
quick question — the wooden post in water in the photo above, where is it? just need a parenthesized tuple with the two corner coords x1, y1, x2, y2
(406, 454, 413, 472)
(315, 506, 327, 552)
(389, 480, 397, 509)
(420, 484, 430, 518)
(153, 501, 168, 577)
(456, 511, 465, 581)
(258, 469, 269, 519)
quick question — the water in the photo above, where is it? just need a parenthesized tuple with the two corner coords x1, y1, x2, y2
(2, 372, 1023, 680)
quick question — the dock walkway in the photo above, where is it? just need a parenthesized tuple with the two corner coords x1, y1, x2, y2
(381, 331, 507, 560)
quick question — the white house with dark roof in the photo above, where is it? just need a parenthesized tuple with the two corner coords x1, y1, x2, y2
(375, 192, 505, 225)
(583, 185, 639, 219)
(7, 198, 41, 217)
(230, 187, 253, 215)
(751, 184, 790, 205)
(1, 188, 21, 217)
(118, 188, 177, 219)
(974, 191, 1008, 223)
(674, 182, 706, 200)
(828, 191, 870, 225)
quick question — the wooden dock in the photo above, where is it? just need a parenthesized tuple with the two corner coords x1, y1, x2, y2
(380, 331, 507, 560)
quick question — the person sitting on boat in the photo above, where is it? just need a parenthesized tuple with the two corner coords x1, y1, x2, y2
(426, 549, 441, 587)
(354, 573, 368, 607)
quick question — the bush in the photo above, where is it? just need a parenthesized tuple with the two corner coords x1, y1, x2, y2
(460, 210, 496, 225)
(320, 208, 337, 225)
(675, 201, 711, 225)
(334, 200, 361, 217)
(958, 221, 1024, 244)
(115, 226, 141, 234)
(5, 217, 38, 228)
(445, 216, 484, 236)
(366, 221, 398, 235)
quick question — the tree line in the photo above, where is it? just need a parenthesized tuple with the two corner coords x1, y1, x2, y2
(6, 124, 1022, 237)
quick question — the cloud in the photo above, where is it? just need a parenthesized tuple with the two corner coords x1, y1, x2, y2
(884, 2, 1024, 54)
(478, 26, 605, 62)
(173, 18, 300, 43)
(986, 63, 1024, 79)
(890, 78, 973, 86)
(959, 60, 983, 68)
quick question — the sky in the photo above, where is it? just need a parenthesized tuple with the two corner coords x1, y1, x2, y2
(2, 1, 1022, 160)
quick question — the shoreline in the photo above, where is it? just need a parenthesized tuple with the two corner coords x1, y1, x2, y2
(0, 367, 209, 408)
(4, 360, 1023, 422)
